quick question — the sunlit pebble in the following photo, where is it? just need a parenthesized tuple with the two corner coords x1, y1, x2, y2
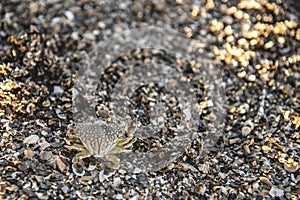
(262, 14, 273, 23)
(249, 38, 258, 46)
(226, 35, 234, 43)
(284, 158, 299, 173)
(269, 186, 284, 198)
(264, 41, 274, 49)
(232, 59, 238, 67)
(167, 162, 175, 170)
(64, 10, 74, 21)
(195, 185, 206, 195)
(261, 145, 271, 154)
(284, 20, 297, 29)
(233, 10, 244, 19)
(224, 25, 233, 36)
(282, 110, 290, 121)
(254, 22, 269, 34)
(224, 57, 235, 66)
(277, 37, 285, 44)
(268, 79, 275, 86)
(295, 29, 300, 41)
(243, 30, 259, 39)
(209, 20, 224, 32)
(259, 176, 272, 187)
(261, 73, 270, 81)
(243, 13, 250, 20)
(241, 126, 251, 136)
(241, 23, 251, 33)
(229, 47, 242, 57)
(273, 22, 287, 35)
(238, 38, 249, 48)
(226, 6, 237, 15)
(238, 0, 262, 10)
(24, 149, 35, 159)
(237, 71, 246, 79)
(190, 5, 199, 18)
(186, 32, 193, 38)
(258, 67, 267, 75)
(228, 106, 236, 114)
(205, 0, 215, 10)
(245, 50, 255, 59)
(247, 75, 256, 82)
(24, 134, 39, 144)
(42, 100, 50, 107)
(239, 57, 249, 67)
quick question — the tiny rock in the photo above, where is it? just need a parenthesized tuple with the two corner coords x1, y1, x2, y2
(24, 149, 35, 159)
(284, 158, 299, 173)
(24, 135, 39, 144)
(269, 186, 284, 198)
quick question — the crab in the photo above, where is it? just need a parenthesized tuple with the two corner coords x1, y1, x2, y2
(65, 119, 136, 175)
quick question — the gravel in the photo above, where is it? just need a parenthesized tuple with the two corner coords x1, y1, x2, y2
(0, 0, 299, 199)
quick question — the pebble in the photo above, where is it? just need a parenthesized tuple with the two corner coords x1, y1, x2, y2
(284, 158, 299, 172)
(64, 10, 74, 21)
(61, 185, 69, 194)
(53, 86, 64, 95)
(269, 186, 284, 198)
(23, 135, 39, 144)
(133, 168, 143, 174)
(247, 74, 256, 82)
(24, 149, 35, 159)
(113, 177, 122, 187)
(40, 151, 52, 161)
(241, 126, 251, 136)
(49, 155, 67, 172)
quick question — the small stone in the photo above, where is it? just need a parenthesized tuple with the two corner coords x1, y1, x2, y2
(79, 175, 94, 182)
(113, 177, 122, 187)
(133, 168, 143, 174)
(49, 155, 67, 172)
(99, 170, 107, 182)
(269, 186, 284, 198)
(242, 126, 251, 136)
(168, 162, 175, 170)
(64, 10, 74, 21)
(262, 145, 271, 154)
(228, 106, 236, 113)
(195, 185, 206, 195)
(209, 20, 224, 32)
(40, 151, 52, 161)
(181, 163, 198, 172)
(53, 86, 64, 95)
(38, 138, 50, 151)
(224, 25, 233, 36)
(115, 194, 123, 200)
(237, 71, 246, 78)
(61, 185, 69, 194)
(264, 41, 274, 49)
(259, 176, 272, 186)
(24, 149, 35, 159)
(284, 158, 299, 173)
(229, 138, 240, 145)
(247, 74, 256, 82)
(282, 110, 290, 121)
(24, 135, 39, 144)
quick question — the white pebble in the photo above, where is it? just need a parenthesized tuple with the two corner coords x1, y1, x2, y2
(269, 186, 284, 197)
(64, 10, 74, 21)
(24, 135, 39, 144)
(53, 86, 64, 95)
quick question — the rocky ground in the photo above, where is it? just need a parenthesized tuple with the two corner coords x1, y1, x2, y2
(0, 0, 299, 199)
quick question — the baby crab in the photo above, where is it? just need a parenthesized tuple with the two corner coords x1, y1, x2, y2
(65, 119, 136, 175)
